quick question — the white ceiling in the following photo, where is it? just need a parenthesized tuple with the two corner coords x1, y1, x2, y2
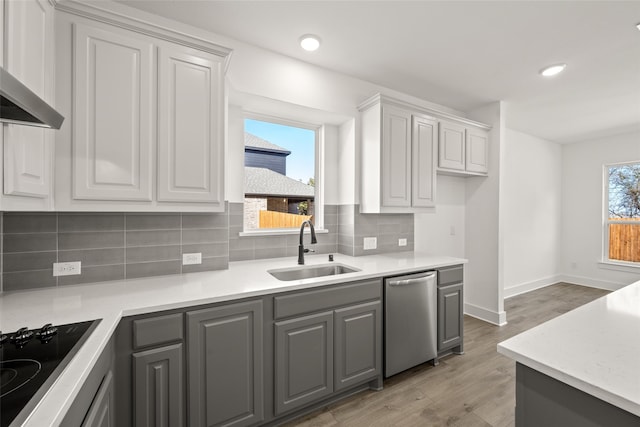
(118, 0, 640, 144)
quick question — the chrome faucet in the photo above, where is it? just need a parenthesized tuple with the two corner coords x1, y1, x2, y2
(298, 220, 317, 265)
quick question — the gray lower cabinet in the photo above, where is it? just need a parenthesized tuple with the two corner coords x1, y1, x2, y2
(515, 363, 640, 426)
(437, 283, 463, 352)
(437, 264, 464, 354)
(113, 281, 382, 426)
(82, 371, 115, 427)
(114, 312, 186, 427)
(132, 343, 184, 427)
(274, 311, 334, 415)
(272, 279, 383, 418)
(334, 301, 381, 391)
(187, 300, 264, 427)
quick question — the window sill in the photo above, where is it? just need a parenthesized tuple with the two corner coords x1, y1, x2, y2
(239, 228, 329, 238)
(598, 261, 640, 273)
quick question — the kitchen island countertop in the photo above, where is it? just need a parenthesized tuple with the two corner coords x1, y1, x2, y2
(498, 279, 640, 418)
(0, 251, 465, 427)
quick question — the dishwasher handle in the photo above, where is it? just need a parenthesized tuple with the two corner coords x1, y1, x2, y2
(387, 272, 436, 287)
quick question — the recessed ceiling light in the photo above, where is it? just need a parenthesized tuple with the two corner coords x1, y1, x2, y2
(540, 63, 567, 77)
(300, 34, 321, 52)
(636, 23, 640, 31)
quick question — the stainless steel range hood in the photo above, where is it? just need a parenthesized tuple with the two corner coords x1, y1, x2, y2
(0, 66, 64, 129)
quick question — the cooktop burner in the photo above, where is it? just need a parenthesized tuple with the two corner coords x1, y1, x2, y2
(0, 360, 42, 397)
(0, 320, 98, 427)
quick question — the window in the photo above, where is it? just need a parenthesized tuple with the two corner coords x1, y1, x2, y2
(604, 162, 640, 264)
(243, 116, 321, 232)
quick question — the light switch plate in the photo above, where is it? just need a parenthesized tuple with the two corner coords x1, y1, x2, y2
(398, 238, 407, 247)
(53, 261, 81, 276)
(183, 253, 202, 265)
(363, 237, 377, 250)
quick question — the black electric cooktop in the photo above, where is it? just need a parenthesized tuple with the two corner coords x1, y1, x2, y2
(0, 320, 99, 427)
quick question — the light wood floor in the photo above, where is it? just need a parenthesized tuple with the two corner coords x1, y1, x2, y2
(284, 283, 610, 427)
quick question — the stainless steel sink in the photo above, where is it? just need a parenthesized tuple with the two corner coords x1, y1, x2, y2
(268, 263, 361, 281)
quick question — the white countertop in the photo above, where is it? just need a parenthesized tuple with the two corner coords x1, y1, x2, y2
(498, 280, 640, 417)
(0, 252, 465, 427)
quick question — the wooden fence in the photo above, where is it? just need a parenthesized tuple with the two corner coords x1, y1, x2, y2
(259, 210, 312, 229)
(609, 220, 640, 262)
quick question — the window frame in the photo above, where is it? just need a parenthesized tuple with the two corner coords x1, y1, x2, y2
(602, 160, 640, 268)
(241, 112, 325, 235)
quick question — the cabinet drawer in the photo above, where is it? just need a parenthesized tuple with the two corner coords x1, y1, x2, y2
(437, 265, 463, 287)
(133, 313, 183, 349)
(274, 279, 382, 319)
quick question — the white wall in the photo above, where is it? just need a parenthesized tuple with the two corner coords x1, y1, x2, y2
(321, 124, 339, 206)
(502, 129, 562, 298)
(225, 41, 464, 124)
(337, 119, 356, 206)
(465, 102, 506, 325)
(226, 104, 245, 203)
(560, 131, 640, 290)
(415, 175, 466, 257)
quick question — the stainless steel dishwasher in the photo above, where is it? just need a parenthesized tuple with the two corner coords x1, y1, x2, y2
(384, 270, 437, 377)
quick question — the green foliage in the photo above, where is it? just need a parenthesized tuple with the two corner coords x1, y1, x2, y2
(298, 200, 309, 215)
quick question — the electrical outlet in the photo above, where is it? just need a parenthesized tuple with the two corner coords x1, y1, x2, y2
(398, 238, 407, 247)
(183, 253, 202, 265)
(53, 261, 81, 277)
(363, 237, 377, 250)
(450, 226, 456, 236)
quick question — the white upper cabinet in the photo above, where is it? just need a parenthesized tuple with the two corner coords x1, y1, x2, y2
(438, 121, 466, 171)
(412, 115, 437, 207)
(73, 24, 154, 201)
(465, 127, 489, 174)
(381, 105, 412, 208)
(359, 94, 490, 213)
(54, 3, 230, 211)
(157, 46, 223, 204)
(1, 0, 55, 209)
(360, 97, 437, 213)
(438, 120, 489, 175)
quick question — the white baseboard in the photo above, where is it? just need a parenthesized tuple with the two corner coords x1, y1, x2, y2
(556, 274, 627, 292)
(504, 275, 561, 299)
(464, 303, 507, 326)
(469, 275, 630, 328)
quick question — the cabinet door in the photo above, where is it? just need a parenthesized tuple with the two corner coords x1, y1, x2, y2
(438, 121, 466, 171)
(334, 301, 381, 391)
(466, 128, 489, 173)
(82, 371, 114, 427)
(187, 300, 263, 427)
(438, 283, 464, 352)
(133, 344, 184, 427)
(274, 311, 334, 415)
(381, 105, 412, 207)
(411, 115, 437, 207)
(157, 46, 224, 206)
(73, 24, 154, 201)
(3, 0, 54, 200)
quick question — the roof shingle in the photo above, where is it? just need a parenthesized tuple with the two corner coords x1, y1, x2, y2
(244, 133, 291, 154)
(244, 167, 314, 198)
